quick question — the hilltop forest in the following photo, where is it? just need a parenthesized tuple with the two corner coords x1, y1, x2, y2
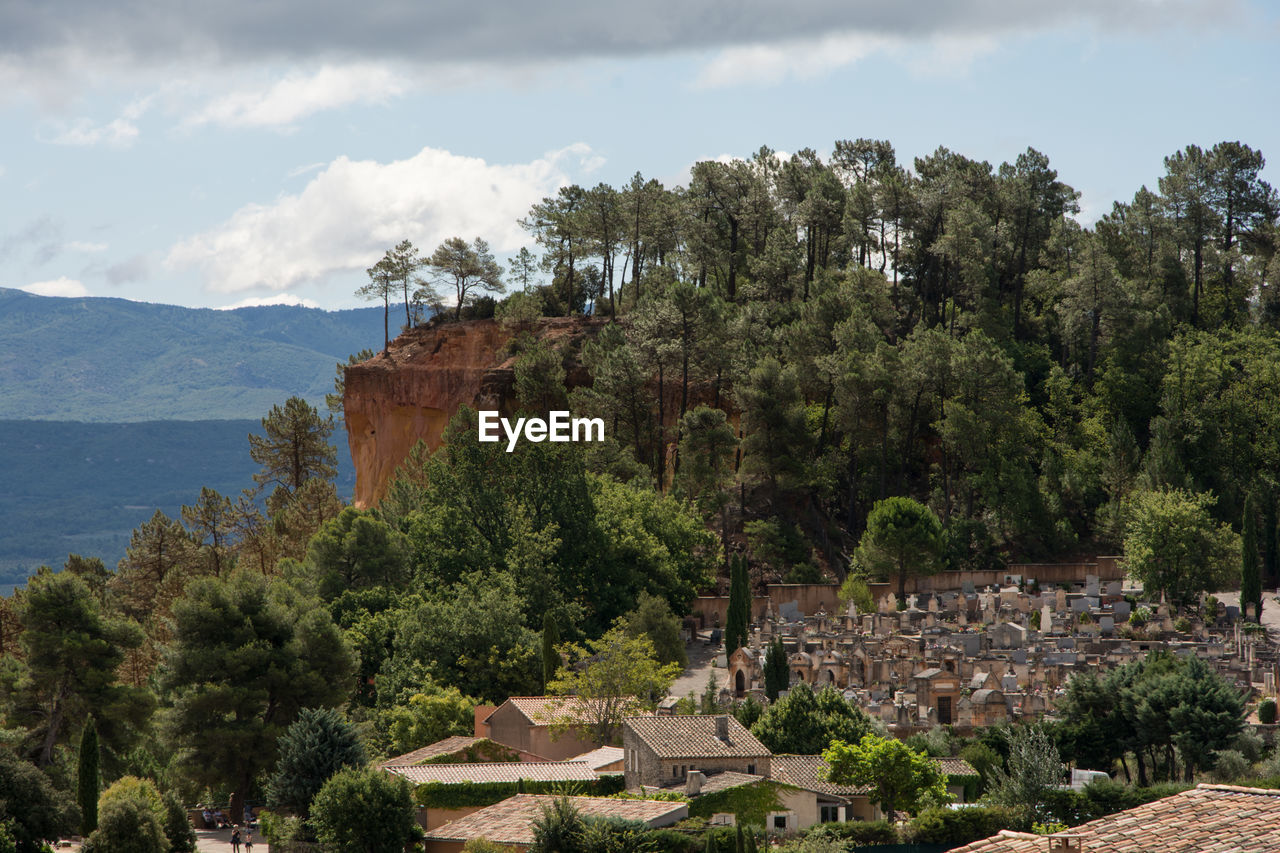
(0, 137, 1276, 847)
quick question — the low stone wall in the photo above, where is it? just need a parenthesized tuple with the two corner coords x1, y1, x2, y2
(691, 559, 1124, 623)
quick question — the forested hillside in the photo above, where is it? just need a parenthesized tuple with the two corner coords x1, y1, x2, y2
(476, 139, 1279, 582)
(0, 288, 383, 420)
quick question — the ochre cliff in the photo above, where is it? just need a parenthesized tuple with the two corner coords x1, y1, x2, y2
(344, 317, 605, 507)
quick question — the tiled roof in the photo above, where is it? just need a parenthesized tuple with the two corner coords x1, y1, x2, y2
(567, 746, 624, 771)
(935, 757, 978, 777)
(503, 696, 593, 725)
(771, 755, 869, 798)
(424, 794, 688, 845)
(625, 715, 770, 759)
(698, 771, 765, 795)
(383, 761, 598, 786)
(950, 785, 1280, 853)
(379, 736, 483, 768)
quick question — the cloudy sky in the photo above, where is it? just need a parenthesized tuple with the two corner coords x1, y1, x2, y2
(3, 0, 1277, 309)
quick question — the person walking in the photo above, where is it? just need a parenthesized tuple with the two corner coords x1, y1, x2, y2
(230, 826, 241, 853)
(244, 831, 254, 852)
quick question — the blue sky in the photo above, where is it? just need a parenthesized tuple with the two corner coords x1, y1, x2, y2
(2, 0, 1277, 310)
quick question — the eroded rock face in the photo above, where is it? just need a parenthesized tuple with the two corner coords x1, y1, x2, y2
(343, 317, 604, 507)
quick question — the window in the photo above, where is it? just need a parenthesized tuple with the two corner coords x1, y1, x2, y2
(820, 806, 838, 823)
(747, 764, 755, 775)
(774, 815, 788, 830)
(672, 766, 678, 778)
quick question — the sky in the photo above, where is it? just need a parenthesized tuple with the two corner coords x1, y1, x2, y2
(2, 0, 1278, 311)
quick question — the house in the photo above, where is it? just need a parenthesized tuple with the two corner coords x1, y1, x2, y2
(623, 714, 771, 789)
(477, 697, 601, 760)
(382, 762, 603, 832)
(420, 794, 688, 852)
(567, 745, 625, 773)
(950, 784, 1280, 852)
(770, 754, 879, 824)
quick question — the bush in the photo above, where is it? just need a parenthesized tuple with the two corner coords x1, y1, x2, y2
(803, 819, 896, 845)
(163, 791, 197, 853)
(462, 840, 511, 853)
(1213, 749, 1251, 782)
(903, 805, 1026, 845)
(83, 777, 167, 853)
(266, 707, 368, 819)
(1259, 698, 1277, 725)
(311, 767, 421, 853)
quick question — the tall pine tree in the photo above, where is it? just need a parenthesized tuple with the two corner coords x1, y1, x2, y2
(541, 613, 561, 690)
(1241, 493, 1262, 621)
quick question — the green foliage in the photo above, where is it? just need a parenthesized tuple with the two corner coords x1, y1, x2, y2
(1213, 749, 1251, 782)
(542, 613, 561, 691)
(985, 726, 1062, 818)
(310, 767, 421, 853)
(546, 627, 682, 746)
(83, 777, 167, 853)
(823, 733, 949, 817)
(733, 696, 765, 729)
(837, 574, 874, 614)
(463, 839, 512, 853)
(902, 805, 1026, 846)
(0, 746, 77, 853)
(857, 497, 943, 600)
(620, 591, 689, 668)
(305, 507, 409, 601)
(248, 395, 337, 493)
(725, 554, 750, 659)
(414, 775, 626, 809)
(265, 707, 368, 819)
(160, 571, 356, 822)
(77, 721, 99, 836)
(1122, 488, 1238, 609)
(1259, 698, 1277, 725)
(687, 780, 786, 826)
(763, 637, 788, 702)
(162, 790, 197, 853)
(801, 819, 896, 845)
(377, 687, 478, 757)
(750, 682, 871, 755)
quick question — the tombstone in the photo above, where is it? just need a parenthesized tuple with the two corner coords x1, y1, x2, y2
(1040, 605, 1053, 633)
(1071, 598, 1090, 615)
(1086, 574, 1100, 597)
(1001, 673, 1019, 692)
(881, 594, 897, 614)
(1012, 649, 1028, 664)
(1105, 581, 1123, 596)
(960, 634, 981, 656)
(962, 580, 976, 595)
(908, 594, 919, 610)
(925, 613, 937, 628)
(1056, 589, 1068, 611)
(1099, 616, 1115, 636)
(928, 596, 939, 613)
(1113, 600, 1131, 621)
(779, 600, 801, 623)
(958, 610, 968, 628)
(862, 615, 875, 633)
(1225, 605, 1240, 623)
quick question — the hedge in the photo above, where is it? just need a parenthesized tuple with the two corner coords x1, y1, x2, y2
(414, 775, 626, 809)
(687, 781, 787, 826)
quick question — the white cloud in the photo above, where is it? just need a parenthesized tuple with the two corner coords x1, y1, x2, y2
(694, 31, 999, 88)
(46, 95, 152, 147)
(167, 143, 596, 293)
(22, 276, 89, 297)
(215, 293, 322, 309)
(186, 64, 410, 128)
(66, 240, 109, 253)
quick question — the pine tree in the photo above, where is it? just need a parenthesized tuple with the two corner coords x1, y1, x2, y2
(1241, 493, 1262, 621)
(541, 613, 561, 690)
(78, 720, 100, 836)
(248, 396, 338, 495)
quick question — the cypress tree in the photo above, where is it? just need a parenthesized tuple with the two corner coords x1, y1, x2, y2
(77, 719, 100, 836)
(541, 613, 561, 689)
(735, 824, 745, 853)
(764, 636, 788, 702)
(1242, 493, 1262, 621)
(725, 555, 748, 658)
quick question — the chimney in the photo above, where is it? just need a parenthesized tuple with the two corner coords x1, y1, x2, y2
(715, 715, 729, 742)
(686, 770, 705, 796)
(1048, 837, 1084, 852)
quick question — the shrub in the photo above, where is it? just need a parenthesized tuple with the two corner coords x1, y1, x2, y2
(265, 707, 367, 819)
(903, 805, 1027, 845)
(462, 840, 511, 853)
(1259, 698, 1277, 725)
(1213, 749, 1251, 782)
(82, 777, 168, 853)
(163, 791, 197, 853)
(803, 819, 897, 845)
(311, 767, 421, 853)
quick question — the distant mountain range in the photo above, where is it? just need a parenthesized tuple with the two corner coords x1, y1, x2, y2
(0, 288, 382, 588)
(0, 287, 385, 421)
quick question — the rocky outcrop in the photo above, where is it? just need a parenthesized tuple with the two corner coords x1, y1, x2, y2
(343, 317, 605, 507)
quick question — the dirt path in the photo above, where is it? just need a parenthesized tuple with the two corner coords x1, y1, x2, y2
(668, 635, 727, 702)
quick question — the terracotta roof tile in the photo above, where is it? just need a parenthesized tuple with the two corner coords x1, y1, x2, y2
(625, 715, 770, 760)
(379, 736, 483, 768)
(950, 784, 1280, 853)
(567, 746, 625, 771)
(424, 794, 688, 845)
(383, 761, 599, 786)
